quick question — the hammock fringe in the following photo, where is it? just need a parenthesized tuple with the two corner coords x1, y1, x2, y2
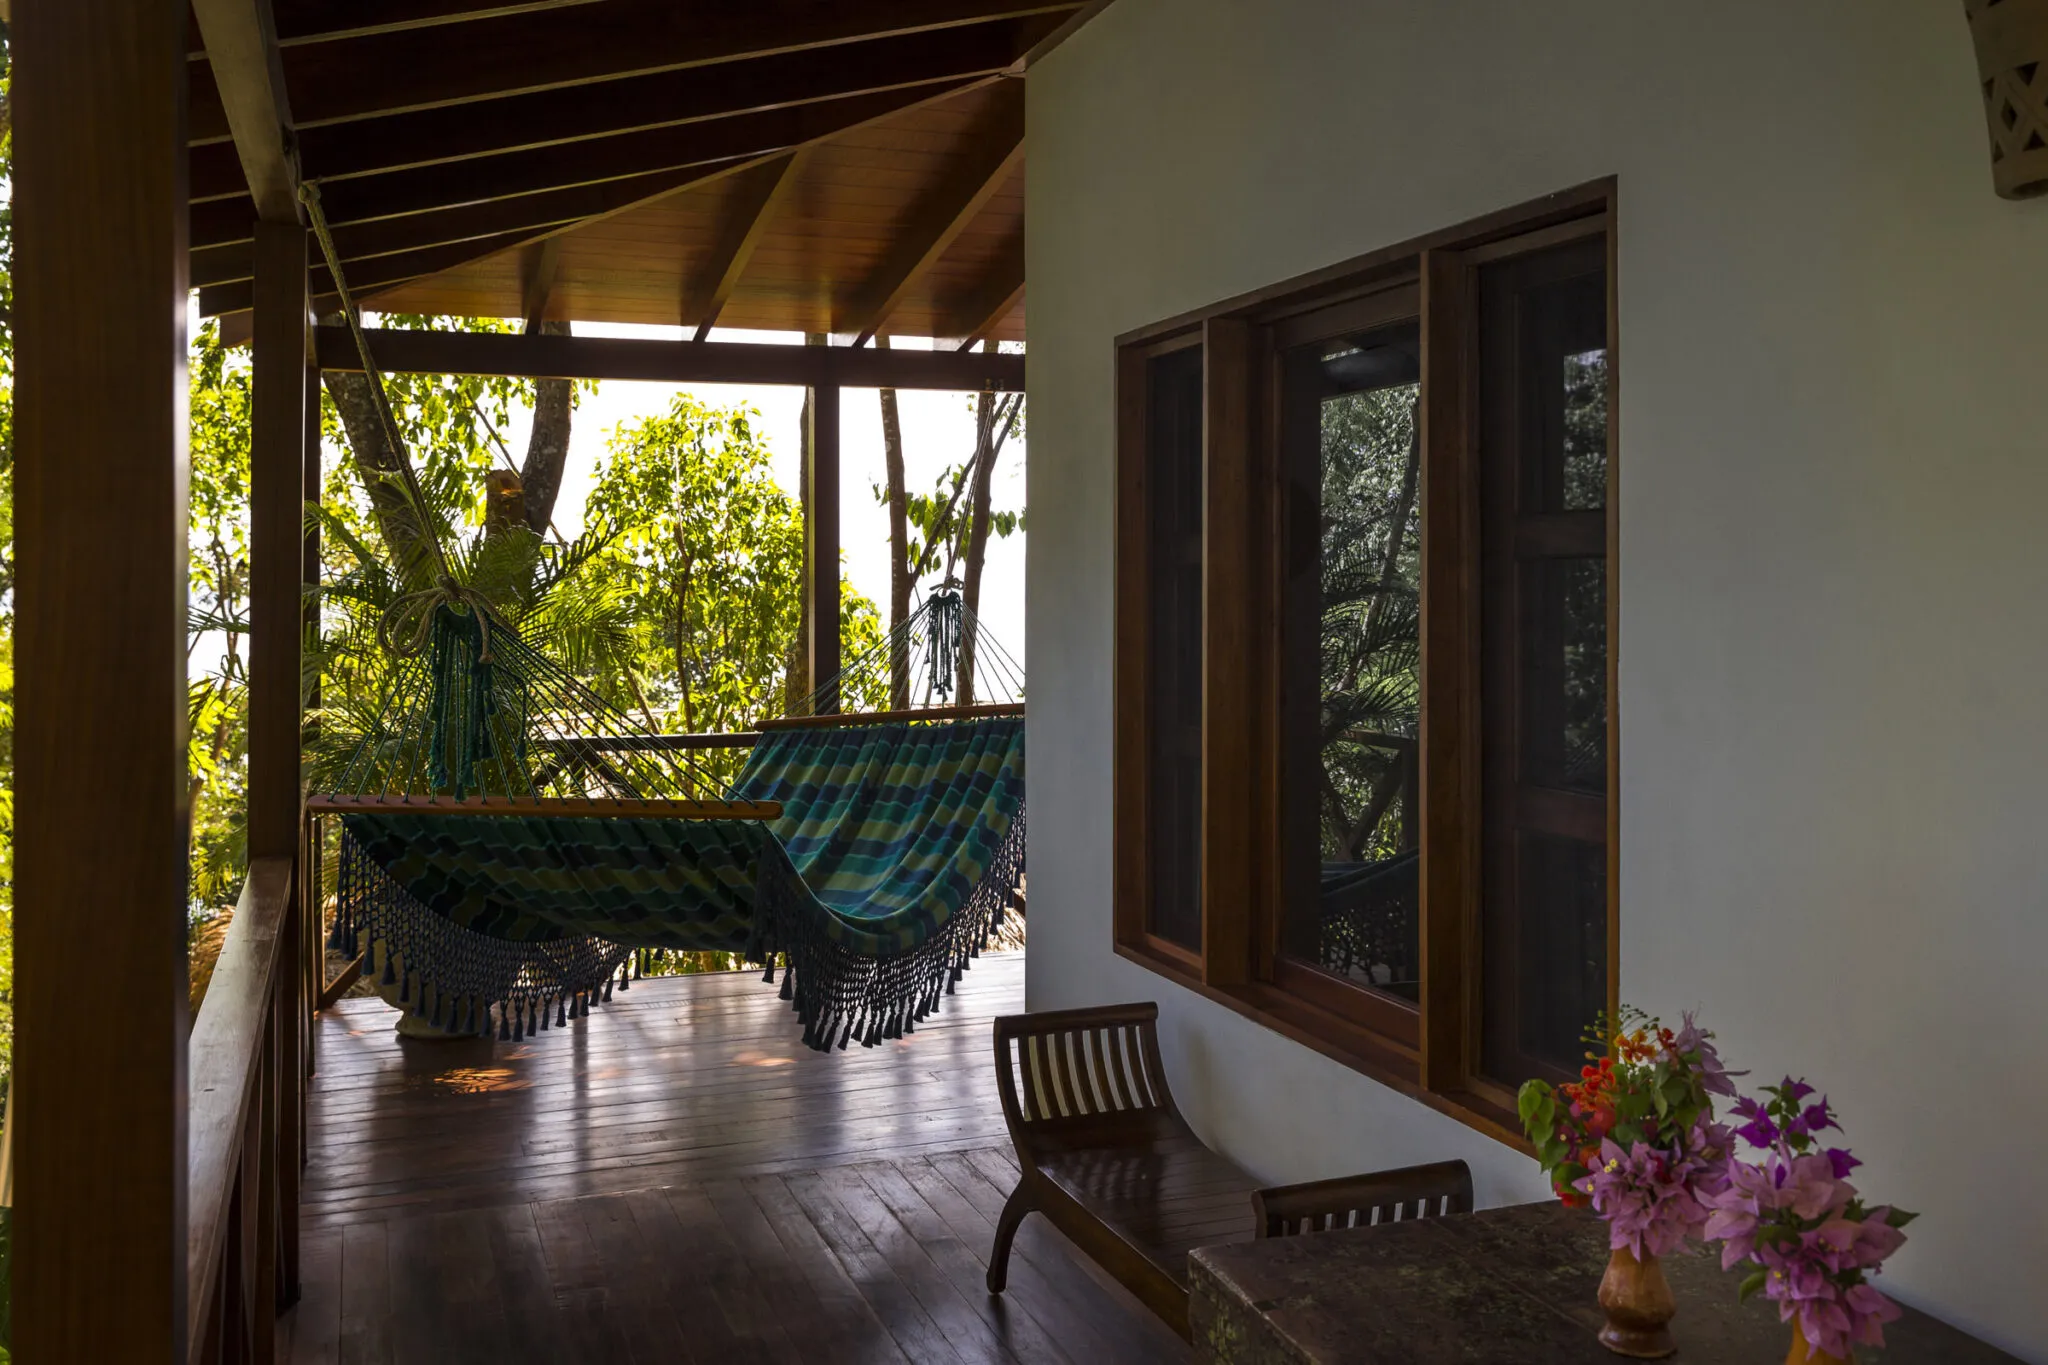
(330, 807, 1025, 1052)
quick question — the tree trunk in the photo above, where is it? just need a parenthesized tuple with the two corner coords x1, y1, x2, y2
(877, 338, 912, 710)
(959, 353, 1017, 703)
(520, 318, 574, 533)
(320, 356, 436, 585)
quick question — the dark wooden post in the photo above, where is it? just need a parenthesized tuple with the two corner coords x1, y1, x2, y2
(302, 361, 322, 1078)
(13, 0, 191, 1357)
(806, 374, 842, 712)
(252, 221, 309, 1318)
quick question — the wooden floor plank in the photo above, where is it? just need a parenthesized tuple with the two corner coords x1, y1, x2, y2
(336, 1222, 392, 1365)
(742, 1173, 909, 1365)
(286, 955, 1192, 1364)
(284, 1230, 343, 1365)
(854, 1159, 1075, 1365)
(784, 1168, 967, 1365)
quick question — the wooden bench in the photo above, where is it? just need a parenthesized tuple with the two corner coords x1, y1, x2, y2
(985, 1001, 1262, 1338)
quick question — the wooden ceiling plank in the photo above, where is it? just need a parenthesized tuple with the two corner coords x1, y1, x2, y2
(837, 81, 1024, 346)
(189, 0, 301, 222)
(202, 19, 1051, 196)
(287, 84, 957, 231)
(313, 324, 1027, 391)
(685, 148, 813, 341)
(308, 75, 1012, 329)
(271, 0, 602, 46)
(199, 226, 539, 314)
(521, 236, 562, 331)
(220, 0, 1080, 137)
(936, 226, 1025, 350)
(192, 161, 711, 255)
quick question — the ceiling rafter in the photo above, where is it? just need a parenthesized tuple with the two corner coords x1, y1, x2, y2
(199, 83, 961, 236)
(836, 80, 1025, 347)
(205, 74, 1013, 325)
(187, 0, 1081, 139)
(190, 18, 1046, 199)
(937, 226, 1025, 351)
(200, 225, 541, 316)
(520, 237, 563, 332)
(684, 149, 814, 342)
(189, 0, 301, 223)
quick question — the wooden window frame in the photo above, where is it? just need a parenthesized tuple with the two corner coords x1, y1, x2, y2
(1112, 179, 1621, 1149)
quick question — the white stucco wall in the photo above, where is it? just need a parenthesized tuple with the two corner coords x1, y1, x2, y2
(1023, 2, 2048, 1357)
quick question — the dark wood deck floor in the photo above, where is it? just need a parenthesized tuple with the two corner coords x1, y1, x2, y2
(282, 953, 1191, 1364)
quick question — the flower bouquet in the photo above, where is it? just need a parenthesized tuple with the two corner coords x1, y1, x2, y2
(1517, 1010, 1740, 1358)
(1703, 1079, 1914, 1364)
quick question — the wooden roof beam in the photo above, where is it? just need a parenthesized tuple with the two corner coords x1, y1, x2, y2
(190, 17, 1050, 198)
(198, 84, 956, 232)
(189, 0, 301, 222)
(837, 81, 1025, 348)
(189, 0, 1081, 140)
(520, 236, 562, 332)
(199, 226, 541, 315)
(270, 0, 602, 47)
(685, 148, 812, 342)
(937, 227, 1025, 351)
(312, 324, 1028, 391)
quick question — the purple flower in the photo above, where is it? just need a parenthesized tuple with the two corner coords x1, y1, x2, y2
(1574, 1124, 1723, 1260)
(1730, 1096, 1779, 1149)
(1704, 1141, 1910, 1360)
(1670, 1011, 1744, 1097)
(1824, 1147, 1861, 1179)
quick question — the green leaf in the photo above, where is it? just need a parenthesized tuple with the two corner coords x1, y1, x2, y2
(1737, 1270, 1768, 1304)
(1886, 1208, 1918, 1229)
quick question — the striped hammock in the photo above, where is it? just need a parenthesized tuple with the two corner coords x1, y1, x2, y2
(330, 715, 1025, 1050)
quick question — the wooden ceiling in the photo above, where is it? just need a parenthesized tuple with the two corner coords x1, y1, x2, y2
(190, 1, 1106, 346)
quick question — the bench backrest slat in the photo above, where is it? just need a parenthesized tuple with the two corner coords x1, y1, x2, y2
(994, 1003, 1172, 1129)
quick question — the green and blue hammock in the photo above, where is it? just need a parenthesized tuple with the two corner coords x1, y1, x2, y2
(323, 602, 1024, 1051)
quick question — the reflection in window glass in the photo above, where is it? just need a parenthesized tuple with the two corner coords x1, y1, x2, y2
(1521, 556, 1607, 795)
(1561, 349, 1608, 510)
(1516, 832, 1608, 1074)
(1282, 323, 1422, 1002)
(1145, 345, 1205, 951)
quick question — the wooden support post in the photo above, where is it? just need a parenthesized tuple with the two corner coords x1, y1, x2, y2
(302, 368, 323, 1080)
(806, 378, 842, 712)
(13, 0, 191, 1357)
(252, 221, 308, 1317)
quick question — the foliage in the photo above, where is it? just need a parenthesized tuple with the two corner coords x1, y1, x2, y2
(1518, 1008, 1740, 1258)
(1704, 1080, 1916, 1358)
(589, 396, 886, 774)
(1315, 384, 1420, 863)
(869, 391, 1024, 597)
(186, 324, 254, 914)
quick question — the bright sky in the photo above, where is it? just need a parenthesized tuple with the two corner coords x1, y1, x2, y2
(466, 321, 1027, 672)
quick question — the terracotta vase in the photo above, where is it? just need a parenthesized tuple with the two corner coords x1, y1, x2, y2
(1596, 1246, 1677, 1358)
(1785, 1327, 1853, 1365)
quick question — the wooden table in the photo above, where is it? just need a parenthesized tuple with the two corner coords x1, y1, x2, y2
(1189, 1200, 2021, 1363)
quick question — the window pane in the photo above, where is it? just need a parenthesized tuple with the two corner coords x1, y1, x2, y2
(1146, 345, 1204, 950)
(1513, 832, 1608, 1074)
(1520, 556, 1606, 795)
(1282, 322, 1421, 1001)
(1523, 272, 1608, 513)
(1478, 235, 1610, 1089)
(1560, 348, 1608, 510)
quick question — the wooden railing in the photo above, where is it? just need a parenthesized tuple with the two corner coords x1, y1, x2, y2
(186, 851, 314, 1364)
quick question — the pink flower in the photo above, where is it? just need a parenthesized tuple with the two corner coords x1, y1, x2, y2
(1574, 1127, 1720, 1260)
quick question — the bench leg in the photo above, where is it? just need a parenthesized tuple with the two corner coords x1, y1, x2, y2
(987, 1186, 1031, 1294)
